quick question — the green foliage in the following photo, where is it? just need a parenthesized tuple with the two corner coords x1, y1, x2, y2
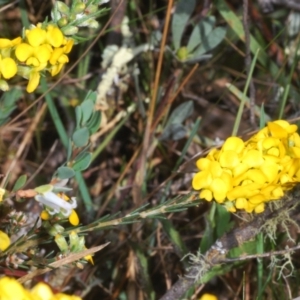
(0, 88, 22, 126)
(72, 152, 92, 171)
(130, 242, 156, 300)
(172, 0, 226, 63)
(160, 101, 194, 141)
(12, 175, 27, 192)
(52, 0, 109, 38)
(215, 204, 233, 238)
(228, 240, 258, 259)
(186, 16, 215, 53)
(200, 203, 233, 253)
(161, 219, 188, 257)
(72, 127, 89, 147)
(55, 90, 101, 181)
(172, 0, 196, 51)
(56, 166, 76, 180)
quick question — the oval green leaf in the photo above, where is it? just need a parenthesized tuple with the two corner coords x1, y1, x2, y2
(12, 175, 27, 192)
(80, 99, 94, 125)
(57, 166, 75, 179)
(72, 152, 92, 172)
(72, 127, 89, 147)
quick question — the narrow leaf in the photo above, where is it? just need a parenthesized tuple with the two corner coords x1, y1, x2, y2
(86, 111, 101, 134)
(166, 101, 194, 126)
(172, 0, 196, 51)
(12, 175, 27, 192)
(187, 16, 215, 53)
(193, 26, 226, 57)
(80, 99, 94, 125)
(72, 152, 92, 172)
(161, 219, 188, 256)
(159, 123, 187, 141)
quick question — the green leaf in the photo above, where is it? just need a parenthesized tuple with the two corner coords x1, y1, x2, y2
(159, 123, 187, 141)
(228, 240, 257, 258)
(66, 138, 72, 161)
(129, 242, 156, 300)
(72, 127, 89, 147)
(57, 166, 76, 179)
(260, 104, 266, 129)
(193, 26, 226, 57)
(161, 219, 188, 256)
(85, 90, 97, 103)
(171, 0, 196, 51)
(187, 16, 215, 54)
(181, 54, 212, 64)
(166, 101, 194, 127)
(215, 204, 233, 238)
(75, 105, 82, 129)
(35, 184, 53, 194)
(80, 99, 94, 125)
(200, 217, 214, 253)
(12, 175, 27, 192)
(86, 111, 101, 134)
(0, 87, 22, 126)
(72, 152, 92, 171)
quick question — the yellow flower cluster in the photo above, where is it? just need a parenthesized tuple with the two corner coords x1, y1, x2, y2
(0, 276, 81, 300)
(0, 23, 73, 93)
(192, 120, 300, 213)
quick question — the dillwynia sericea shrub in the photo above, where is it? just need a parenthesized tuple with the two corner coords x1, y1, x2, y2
(193, 120, 300, 214)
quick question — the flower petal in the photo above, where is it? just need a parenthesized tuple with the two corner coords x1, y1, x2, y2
(27, 71, 40, 93)
(1, 57, 17, 79)
(69, 210, 79, 226)
(0, 230, 10, 251)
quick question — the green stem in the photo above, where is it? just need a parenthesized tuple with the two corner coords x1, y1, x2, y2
(41, 78, 93, 213)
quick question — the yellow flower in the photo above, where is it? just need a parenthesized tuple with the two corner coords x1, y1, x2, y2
(40, 210, 50, 220)
(0, 230, 10, 251)
(69, 209, 79, 226)
(199, 293, 218, 300)
(15, 43, 52, 66)
(0, 37, 21, 48)
(0, 188, 5, 201)
(46, 24, 64, 47)
(26, 26, 47, 47)
(193, 120, 300, 213)
(0, 277, 30, 300)
(31, 282, 54, 300)
(14, 24, 74, 92)
(0, 277, 83, 300)
(0, 55, 17, 79)
(27, 70, 41, 93)
(84, 252, 94, 265)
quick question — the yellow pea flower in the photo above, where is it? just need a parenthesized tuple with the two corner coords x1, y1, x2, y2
(0, 37, 21, 48)
(26, 27, 47, 47)
(69, 209, 79, 226)
(0, 277, 83, 299)
(0, 230, 10, 251)
(193, 120, 300, 213)
(46, 25, 64, 47)
(0, 277, 29, 300)
(0, 188, 5, 201)
(199, 293, 218, 300)
(0, 56, 17, 79)
(26, 71, 40, 93)
(31, 282, 54, 300)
